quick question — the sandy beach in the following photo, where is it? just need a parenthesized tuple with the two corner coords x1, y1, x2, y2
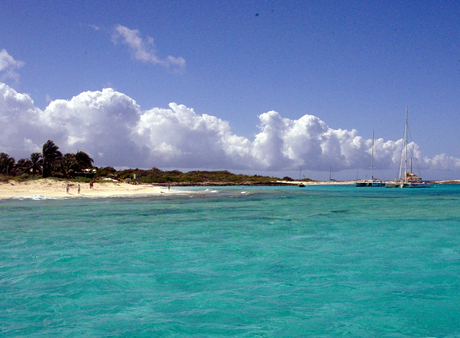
(0, 178, 360, 200)
(0, 179, 179, 200)
(2, 178, 454, 200)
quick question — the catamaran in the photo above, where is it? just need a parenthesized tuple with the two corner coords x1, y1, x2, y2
(356, 131, 385, 187)
(385, 108, 430, 188)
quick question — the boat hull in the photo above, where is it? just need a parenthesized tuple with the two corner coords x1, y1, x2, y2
(385, 181, 431, 188)
(356, 180, 385, 187)
(402, 182, 431, 188)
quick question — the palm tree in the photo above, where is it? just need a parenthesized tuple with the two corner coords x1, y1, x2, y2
(0, 153, 15, 175)
(30, 152, 42, 176)
(60, 153, 79, 178)
(42, 140, 62, 178)
(75, 151, 94, 171)
(15, 158, 33, 175)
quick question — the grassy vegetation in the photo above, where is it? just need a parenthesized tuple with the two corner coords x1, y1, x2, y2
(97, 167, 313, 185)
(1, 167, 314, 185)
(1, 141, 315, 185)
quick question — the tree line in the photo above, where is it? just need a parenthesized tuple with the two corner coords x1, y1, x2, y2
(1, 141, 312, 183)
(0, 140, 94, 178)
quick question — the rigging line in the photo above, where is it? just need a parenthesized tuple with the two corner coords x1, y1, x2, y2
(406, 124, 424, 176)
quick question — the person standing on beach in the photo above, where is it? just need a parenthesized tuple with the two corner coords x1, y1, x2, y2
(66, 184, 70, 193)
(90, 181, 93, 189)
(77, 184, 81, 194)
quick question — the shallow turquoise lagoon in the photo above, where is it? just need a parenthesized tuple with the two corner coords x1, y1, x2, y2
(1, 185, 460, 336)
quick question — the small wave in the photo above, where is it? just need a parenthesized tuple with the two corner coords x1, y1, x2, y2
(204, 189, 219, 193)
(12, 195, 64, 201)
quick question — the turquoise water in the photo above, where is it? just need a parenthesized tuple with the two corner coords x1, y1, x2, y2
(1, 185, 460, 337)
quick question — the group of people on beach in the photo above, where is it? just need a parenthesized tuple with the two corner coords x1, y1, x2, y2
(66, 183, 79, 194)
(65, 181, 93, 194)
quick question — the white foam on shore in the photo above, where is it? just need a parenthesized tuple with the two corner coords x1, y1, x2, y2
(204, 189, 220, 193)
(12, 194, 65, 201)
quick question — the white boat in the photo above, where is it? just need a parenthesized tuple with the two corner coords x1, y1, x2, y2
(356, 131, 385, 187)
(385, 108, 431, 188)
(356, 179, 385, 187)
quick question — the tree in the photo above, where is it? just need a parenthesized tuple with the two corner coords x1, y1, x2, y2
(14, 158, 33, 176)
(42, 140, 62, 178)
(75, 151, 94, 170)
(56, 151, 95, 178)
(60, 153, 78, 178)
(30, 152, 43, 175)
(0, 153, 15, 175)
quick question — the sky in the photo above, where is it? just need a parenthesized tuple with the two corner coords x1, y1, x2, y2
(1, 0, 459, 180)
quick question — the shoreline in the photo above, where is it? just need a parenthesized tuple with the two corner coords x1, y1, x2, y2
(1, 179, 459, 200)
(0, 179, 182, 200)
(0, 179, 360, 200)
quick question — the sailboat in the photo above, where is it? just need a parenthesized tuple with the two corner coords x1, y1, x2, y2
(298, 166, 305, 187)
(356, 131, 385, 187)
(385, 108, 431, 188)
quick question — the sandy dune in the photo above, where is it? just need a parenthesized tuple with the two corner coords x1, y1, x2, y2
(0, 179, 177, 200)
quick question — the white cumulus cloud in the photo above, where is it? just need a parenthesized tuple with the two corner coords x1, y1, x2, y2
(134, 103, 252, 168)
(0, 49, 25, 82)
(40, 88, 143, 166)
(1, 82, 459, 176)
(0, 83, 42, 156)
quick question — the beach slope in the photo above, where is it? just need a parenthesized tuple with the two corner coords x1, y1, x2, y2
(0, 179, 174, 199)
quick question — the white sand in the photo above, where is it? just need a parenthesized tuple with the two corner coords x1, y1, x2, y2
(0, 179, 180, 200)
(0, 178, 371, 200)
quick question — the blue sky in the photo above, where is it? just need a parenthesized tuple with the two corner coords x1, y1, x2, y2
(1, 0, 459, 180)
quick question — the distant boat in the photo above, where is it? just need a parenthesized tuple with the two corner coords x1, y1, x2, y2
(356, 131, 385, 187)
(329, 165, 337, 181)
(298, 166, 305, 187)
(385, 108, 431, 188)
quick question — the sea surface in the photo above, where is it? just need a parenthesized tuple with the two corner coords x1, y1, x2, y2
(1, 184, 460, 337)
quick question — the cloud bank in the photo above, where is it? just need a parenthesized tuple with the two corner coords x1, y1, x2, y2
(2, 82, 460, 176)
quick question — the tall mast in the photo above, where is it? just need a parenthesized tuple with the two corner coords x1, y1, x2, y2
(404, 107, 408, 183)
(371, 130, 374, 179)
